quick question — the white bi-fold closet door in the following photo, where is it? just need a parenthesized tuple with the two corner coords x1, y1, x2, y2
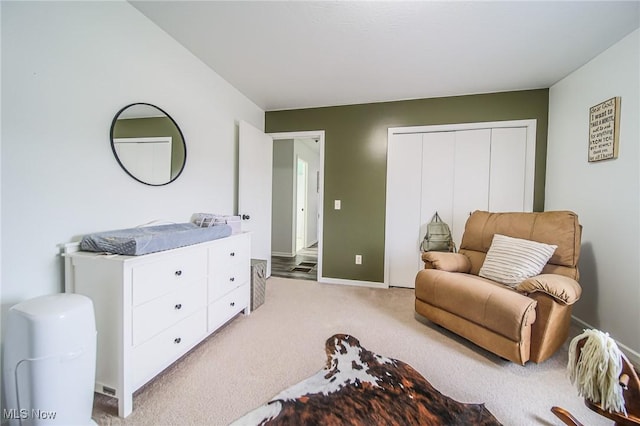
(385, 120, 536, 288)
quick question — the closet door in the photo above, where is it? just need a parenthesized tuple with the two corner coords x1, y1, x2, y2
(452, 129, 491, 246)
(386, 134, 423, 288)
(385, 122, 533, 288)
(420, 132, 455, 245)
(489, 127, 528, 212)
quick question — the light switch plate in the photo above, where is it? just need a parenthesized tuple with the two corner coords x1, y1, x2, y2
(334, 200, 341, 210)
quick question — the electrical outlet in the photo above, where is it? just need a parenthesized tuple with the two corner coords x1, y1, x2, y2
(334, 200, 341, 210)
(355, 255, 362, 265)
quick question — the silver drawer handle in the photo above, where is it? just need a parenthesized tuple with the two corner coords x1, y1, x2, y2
(175, 270, 182, 277)
(174, 303, 182, 310)
(174, 337, 181, 344)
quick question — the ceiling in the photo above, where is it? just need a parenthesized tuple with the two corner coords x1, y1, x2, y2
(130, 1, 640, 111)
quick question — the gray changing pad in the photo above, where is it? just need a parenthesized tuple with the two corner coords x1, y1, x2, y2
(80, 223, 232, 255)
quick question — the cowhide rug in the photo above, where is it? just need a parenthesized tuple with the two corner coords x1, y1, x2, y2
(232, 334, 502, 425)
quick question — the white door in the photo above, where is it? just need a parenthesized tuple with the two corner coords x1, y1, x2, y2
(489, 127, 528, 212)
(452, 129, 491, 246)
(114, 137, 172, 185)
(421, 131, 455, 247)
(239, 121, 273, 277)
(296, 157, 308, 251)
(385, 121, 534, 289)
(385, 133, 424, 288)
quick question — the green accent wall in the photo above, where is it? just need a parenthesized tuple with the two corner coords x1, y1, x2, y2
(265, 89, 549, 283)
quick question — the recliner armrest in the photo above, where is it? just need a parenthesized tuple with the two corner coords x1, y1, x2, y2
(515, 274, 582, 305)
(421, 252, 471, 273)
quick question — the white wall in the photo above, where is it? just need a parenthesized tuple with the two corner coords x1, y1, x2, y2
(1, 1, 263, 330)
(547, 29, 639, 362)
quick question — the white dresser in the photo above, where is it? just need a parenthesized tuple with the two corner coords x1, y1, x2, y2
(64, 232, 251, 417)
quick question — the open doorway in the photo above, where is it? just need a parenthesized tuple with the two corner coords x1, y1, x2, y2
(269, 131, 324, 281)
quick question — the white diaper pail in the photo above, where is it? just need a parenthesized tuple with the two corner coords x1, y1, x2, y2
(3, 293, 97, 426)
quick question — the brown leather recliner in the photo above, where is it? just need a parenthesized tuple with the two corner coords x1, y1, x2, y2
(415, 210, 582, 365)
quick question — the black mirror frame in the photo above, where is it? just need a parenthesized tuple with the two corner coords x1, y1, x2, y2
(109, 102, 187, 186)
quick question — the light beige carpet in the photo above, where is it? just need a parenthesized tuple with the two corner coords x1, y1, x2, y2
(92, 277, 610, 425)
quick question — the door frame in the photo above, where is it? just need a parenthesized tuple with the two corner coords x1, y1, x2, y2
(269, 130, 325, 282)
(384, 119, 537, 287)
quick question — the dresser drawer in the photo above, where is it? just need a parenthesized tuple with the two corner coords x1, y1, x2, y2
(208, 235, 250, 272)
(208, 237, 250, 301)
(132, 278, 207, 346)
(207, 284, 249, 332)
(209, 263, 250, 302)
(132, 309, 207, 388)
(132, 248, 207, 306)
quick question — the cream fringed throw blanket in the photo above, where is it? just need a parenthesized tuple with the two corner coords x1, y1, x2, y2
(568, 329, 626, 415)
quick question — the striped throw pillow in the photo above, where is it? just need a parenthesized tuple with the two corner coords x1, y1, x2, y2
(479, 234, 557, 287)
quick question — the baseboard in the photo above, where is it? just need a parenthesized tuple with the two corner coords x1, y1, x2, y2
(571, 316, 640, 369)
(319, 276, 388, 289)
(272, 251, 295, 257)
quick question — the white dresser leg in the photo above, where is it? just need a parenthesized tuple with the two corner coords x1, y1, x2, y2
(118, 395, 133, 418)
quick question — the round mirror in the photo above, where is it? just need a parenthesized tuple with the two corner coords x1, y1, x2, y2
(110, 103, 186, 186)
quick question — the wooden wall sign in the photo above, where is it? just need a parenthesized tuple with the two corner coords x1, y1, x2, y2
(588, 97, 621, 162)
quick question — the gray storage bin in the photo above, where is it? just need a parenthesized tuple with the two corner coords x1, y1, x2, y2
(251, 259, 267, 310)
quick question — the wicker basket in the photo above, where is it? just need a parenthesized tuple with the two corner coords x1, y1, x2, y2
(250, 259, 267, 311)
